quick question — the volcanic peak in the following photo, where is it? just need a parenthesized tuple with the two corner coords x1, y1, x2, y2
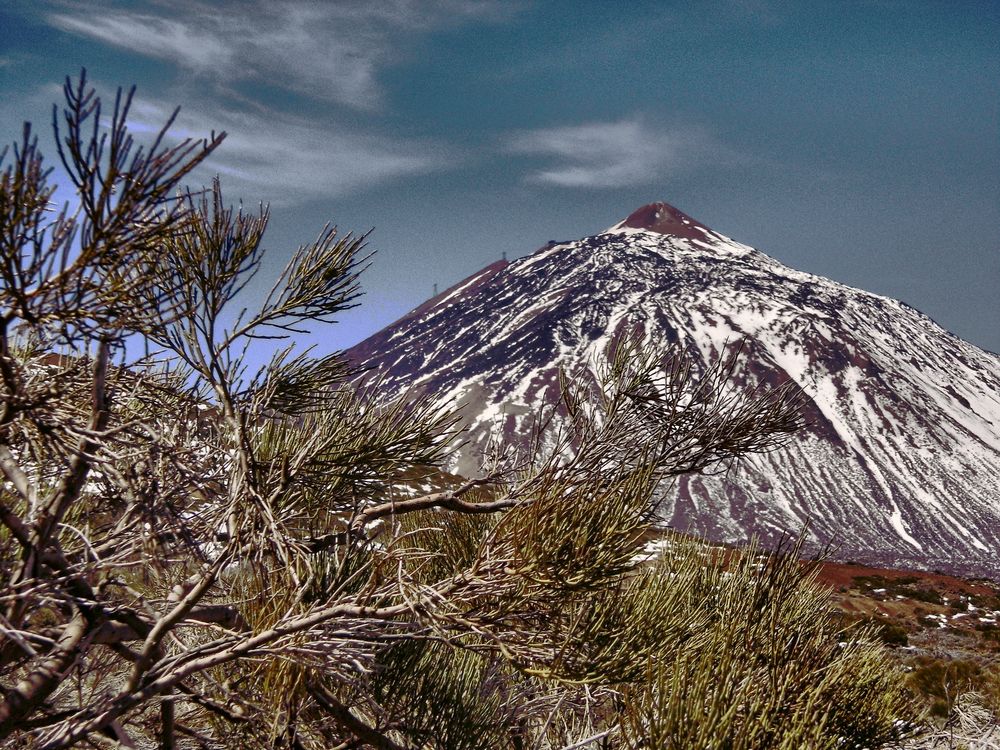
(609, 201, 716, 241)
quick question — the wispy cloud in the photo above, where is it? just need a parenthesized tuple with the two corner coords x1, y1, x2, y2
(507, 118, 717, 188)
(18, 80, 448, 205)
(49, 12, 233, 70)
(47, 0, 517, 110)
(115, 94, 450, 205)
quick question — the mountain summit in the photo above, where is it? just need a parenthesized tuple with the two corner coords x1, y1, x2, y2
(609, 200, 718, 241)
(347, 203, 1000, 576)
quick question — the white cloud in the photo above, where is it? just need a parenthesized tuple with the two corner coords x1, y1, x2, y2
(119, 95, 448, 205)
(49, 12, 233, 71)
(507, 118, 715, 188)
(47, 0, 517, 110)
(1, 81, 450, 206)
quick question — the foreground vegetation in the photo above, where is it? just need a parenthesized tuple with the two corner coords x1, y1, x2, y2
(816, 561, 1000, 748)
(0, 74, 936, 748)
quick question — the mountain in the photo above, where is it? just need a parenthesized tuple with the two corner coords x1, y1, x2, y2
(346, 202, 1000, 576)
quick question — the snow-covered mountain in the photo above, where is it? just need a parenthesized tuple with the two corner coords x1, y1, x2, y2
(347, 202, 1000, 576)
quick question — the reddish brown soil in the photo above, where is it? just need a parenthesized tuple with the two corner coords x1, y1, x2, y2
(816, 560, 999, 597)
(618, 201, 716, 241)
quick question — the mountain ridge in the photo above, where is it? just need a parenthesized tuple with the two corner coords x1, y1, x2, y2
(346, 203, 1000, 576)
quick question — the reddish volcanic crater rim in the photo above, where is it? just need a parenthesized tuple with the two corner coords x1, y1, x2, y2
(618, 201, 716, 240)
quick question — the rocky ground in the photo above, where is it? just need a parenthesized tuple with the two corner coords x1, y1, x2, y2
(817, 559, 1000, 724)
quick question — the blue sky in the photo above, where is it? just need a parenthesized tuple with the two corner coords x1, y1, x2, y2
(1, 0, 998, 356)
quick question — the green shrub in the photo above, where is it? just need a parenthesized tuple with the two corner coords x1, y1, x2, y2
(861, 617, 910, 647)
(907, 588, 945, 605)
(618, 540, 918, 749)
(907, 657, 984, 717)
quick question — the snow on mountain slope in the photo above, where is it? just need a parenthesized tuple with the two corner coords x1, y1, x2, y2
(347, 202, 1000, 576)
